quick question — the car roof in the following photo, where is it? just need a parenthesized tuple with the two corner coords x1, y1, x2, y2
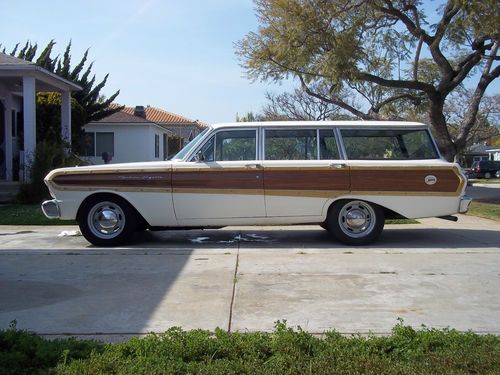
(209, 121, 428, 130)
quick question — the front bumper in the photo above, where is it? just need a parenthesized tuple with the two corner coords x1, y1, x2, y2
(459, 195, 472, 213)
(41, 199, 61, 219)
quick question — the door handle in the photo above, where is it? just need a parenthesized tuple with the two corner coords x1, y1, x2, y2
(330, 163, 347, 169)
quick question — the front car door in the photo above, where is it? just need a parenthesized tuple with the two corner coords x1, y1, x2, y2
(262, 128, 350, 218)
(172, 128, 265, 223)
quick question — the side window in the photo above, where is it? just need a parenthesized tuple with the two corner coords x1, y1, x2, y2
(340, 129, 438, 160)
(265, 129, 317, 160)
(196, 130, 256, 162)
(319, 129, 340, 159)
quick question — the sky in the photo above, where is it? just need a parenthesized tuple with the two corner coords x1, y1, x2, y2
(1, 0, 283, 124)
(1, 1, 498, 125)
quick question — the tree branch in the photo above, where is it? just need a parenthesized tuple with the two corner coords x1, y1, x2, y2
(358, 72, 435, 93)
(299, 75, 372, 120)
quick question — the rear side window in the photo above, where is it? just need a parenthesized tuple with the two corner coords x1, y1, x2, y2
(265, 129, 317, 160)
(341, 129, 438, 160)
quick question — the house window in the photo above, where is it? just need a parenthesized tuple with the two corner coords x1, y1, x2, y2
(155, 134, 160, 158)
(96, 132, 114, 157)
(163, 133, 169, 160)
(83, 132, 114, 157)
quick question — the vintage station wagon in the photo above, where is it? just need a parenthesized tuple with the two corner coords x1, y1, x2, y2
(42, 121, 471, 246)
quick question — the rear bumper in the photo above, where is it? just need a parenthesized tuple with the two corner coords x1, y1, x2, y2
(41, 199, 61, 219)
(459, 195, 472, 214)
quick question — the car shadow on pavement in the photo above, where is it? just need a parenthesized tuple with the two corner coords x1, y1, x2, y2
(127, 226, 500, 250)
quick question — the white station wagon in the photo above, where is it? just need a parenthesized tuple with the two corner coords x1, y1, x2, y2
(42, 121, 471, 246)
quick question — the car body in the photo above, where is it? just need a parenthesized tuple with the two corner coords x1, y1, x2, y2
(470, 160, 500, 179)
(42, 121, 471, 246)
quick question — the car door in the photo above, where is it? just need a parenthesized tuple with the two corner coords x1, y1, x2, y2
(172, 128, 265, 222)
(263, 128, 350, 217)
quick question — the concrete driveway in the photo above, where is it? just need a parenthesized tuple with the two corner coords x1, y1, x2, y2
(0, 214, 499, 341)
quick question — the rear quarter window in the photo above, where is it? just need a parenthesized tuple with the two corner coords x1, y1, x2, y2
(340, 128, 438, 160)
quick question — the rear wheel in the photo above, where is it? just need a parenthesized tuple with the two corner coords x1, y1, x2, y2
(327, 200, 384, 245)
(484, 172, 492, 179)
(78, 196, 137, 246)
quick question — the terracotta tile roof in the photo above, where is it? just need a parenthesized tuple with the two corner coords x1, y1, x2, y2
(121, 106, 196, 124)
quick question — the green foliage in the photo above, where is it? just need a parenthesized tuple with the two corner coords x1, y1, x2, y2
(35, 93, 87, 151)
(0, 321, 103, 375)
(237, 0, 499, 160)
(17, 142, 88, 204)
(1, 321, 499, 374)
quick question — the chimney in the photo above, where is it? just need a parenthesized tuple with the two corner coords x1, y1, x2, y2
(134, 105, 146, 118)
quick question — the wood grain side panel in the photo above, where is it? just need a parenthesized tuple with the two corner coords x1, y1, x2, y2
(264, 169, 350, 191)
(350, 169, 460, 193)
(52, 172, 171, 189)
(172, 170, 263, 190)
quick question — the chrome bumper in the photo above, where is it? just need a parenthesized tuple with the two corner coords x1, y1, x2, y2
(41, 199, 61, 219)
(459, 195, 472, 213)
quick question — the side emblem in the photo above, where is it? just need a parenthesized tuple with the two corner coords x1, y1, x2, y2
(424, 175, 437, 185)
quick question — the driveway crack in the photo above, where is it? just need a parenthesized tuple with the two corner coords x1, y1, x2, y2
(227, 232, 240, 333)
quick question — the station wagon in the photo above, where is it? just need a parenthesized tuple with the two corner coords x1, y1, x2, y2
(42, 121, 471, 246)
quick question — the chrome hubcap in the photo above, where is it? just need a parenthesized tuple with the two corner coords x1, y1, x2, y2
(88, 201, 125, 239)
(338, 201, 376, 238)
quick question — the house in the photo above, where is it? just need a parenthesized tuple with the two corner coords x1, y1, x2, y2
(0, 52, 81, 183)
(460, 143, 490, 167)
(82, 105, 205, 164)
(486, 147, 500, 161)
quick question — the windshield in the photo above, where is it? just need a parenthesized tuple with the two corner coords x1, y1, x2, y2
(171, 127, 211, 160)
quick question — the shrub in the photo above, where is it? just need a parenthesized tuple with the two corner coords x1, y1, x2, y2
(0, 321, 499, 374)
(17, 142, 87, 204)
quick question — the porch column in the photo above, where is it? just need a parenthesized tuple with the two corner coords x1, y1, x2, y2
(23, 76, 36, 181)
(61, 90, 71, 149)
(4, 95, 13, 181)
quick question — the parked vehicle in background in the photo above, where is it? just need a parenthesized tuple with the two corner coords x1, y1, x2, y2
(42, 121, 471, 246)
(470, 160, 500, 179)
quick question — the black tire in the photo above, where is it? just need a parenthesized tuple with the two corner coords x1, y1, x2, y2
(484, 172, 492, 179)
(319, 222, 329, 230)
(78, 195, 137, 246)
(327, 200, 385, 245)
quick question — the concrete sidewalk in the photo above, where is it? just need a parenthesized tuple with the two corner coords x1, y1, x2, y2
(0, 214, 499, 341)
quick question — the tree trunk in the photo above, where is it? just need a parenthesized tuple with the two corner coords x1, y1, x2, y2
(427, 93, 456, 162)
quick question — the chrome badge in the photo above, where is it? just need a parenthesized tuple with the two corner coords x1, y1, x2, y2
(424, 175, 437, 185)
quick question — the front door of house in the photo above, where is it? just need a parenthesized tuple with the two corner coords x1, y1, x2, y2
(0, 101, 6, 180)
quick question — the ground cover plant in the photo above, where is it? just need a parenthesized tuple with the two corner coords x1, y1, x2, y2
(0, 205, 76, 225)
(1, 321, 499, 374)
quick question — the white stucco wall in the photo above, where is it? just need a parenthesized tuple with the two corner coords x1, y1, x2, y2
(82, 123, 169, 165)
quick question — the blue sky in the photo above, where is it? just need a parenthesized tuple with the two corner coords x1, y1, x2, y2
(1, 1, 497, 124)
(1, 0, 281, 123)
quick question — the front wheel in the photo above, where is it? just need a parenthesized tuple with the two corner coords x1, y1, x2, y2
(327, 200, 384, 245)
(78, 196, 137, 246)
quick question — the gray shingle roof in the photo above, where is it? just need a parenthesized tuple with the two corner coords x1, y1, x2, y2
(0, 52, 35, 65)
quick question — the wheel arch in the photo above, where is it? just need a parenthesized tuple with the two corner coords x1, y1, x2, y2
(76, 192, 149, 228)
(324, 197, 407, 221)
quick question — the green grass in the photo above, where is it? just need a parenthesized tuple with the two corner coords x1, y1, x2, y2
(0, 321, 498, 374)
(468, 178, 500, 185)
(385, 218, 419, 224)
(467, 201, 500, 221)
(0, 205, 76, 225)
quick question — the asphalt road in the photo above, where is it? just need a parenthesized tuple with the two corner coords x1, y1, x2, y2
(466, 184, 500, 202)
(0, 214, 499, 341)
